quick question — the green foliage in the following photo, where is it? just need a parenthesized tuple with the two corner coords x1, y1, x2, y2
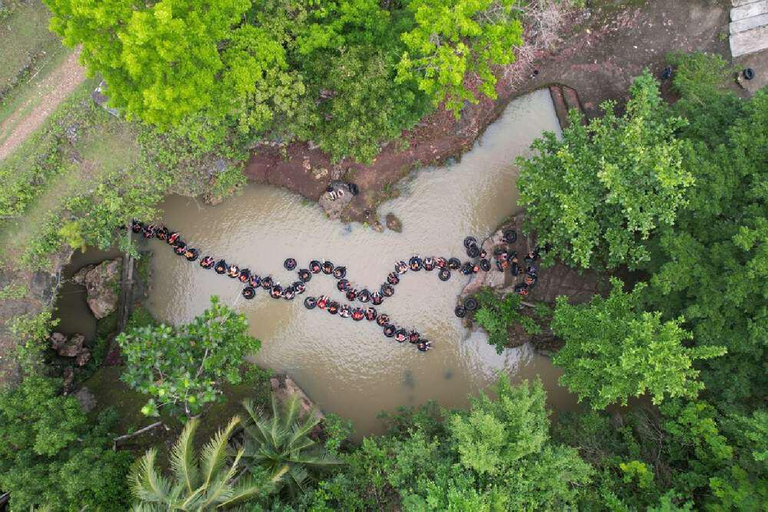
(239, 394, 343, 497)
(118, 295, 261, 417)
(517, 71, 692, 270)
(300, 377, 593, 511)
(0, 376, 132, 511)
(130, 416, 283, 510)
(9, 309, 59, 375)
(551, 278, 725, 409)
(397, 0, 524, 116)
(472, 288, 542, 354)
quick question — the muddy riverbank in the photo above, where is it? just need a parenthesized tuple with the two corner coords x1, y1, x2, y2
(244, 0, 729, 223)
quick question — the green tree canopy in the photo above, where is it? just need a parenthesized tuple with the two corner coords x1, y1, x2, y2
(551, 278, 725, 409)
(517, 71, 692, 270)
(0, 376, 132, 511)
(118, 295, 261, 417)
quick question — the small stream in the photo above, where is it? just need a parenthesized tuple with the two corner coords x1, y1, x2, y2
(140, 89, 579, 438)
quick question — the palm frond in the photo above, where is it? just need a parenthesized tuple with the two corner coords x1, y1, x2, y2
(201, 416, 241, 488)
(131, 448, 173, 503)
(171, 417, 200, 493)
(281, 394, 302, 429)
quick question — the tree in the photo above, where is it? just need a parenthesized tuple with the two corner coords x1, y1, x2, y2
(118, 295, 261, 417)
(397, 0, 524, 116)
(238, 394, 342, 497)
(517, 71, 693, 270)
(551, 278, 725, 409)
(473, 288, 542, 354)
(45, 0, 296, 131)
(130, 416, 284, 510)
(0, 376, 132, 511)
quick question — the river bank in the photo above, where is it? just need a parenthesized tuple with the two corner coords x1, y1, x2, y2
(244, 0, 730, 224)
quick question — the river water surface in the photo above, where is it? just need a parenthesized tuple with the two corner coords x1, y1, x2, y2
(145, 89, 578, 437)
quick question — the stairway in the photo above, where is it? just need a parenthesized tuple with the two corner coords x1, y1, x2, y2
(730, 0, 768, 58)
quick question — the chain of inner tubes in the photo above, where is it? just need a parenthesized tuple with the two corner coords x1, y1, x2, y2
(131, 221, 539, 352)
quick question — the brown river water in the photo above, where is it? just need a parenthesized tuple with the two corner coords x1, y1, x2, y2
(138, 90, 577, 437)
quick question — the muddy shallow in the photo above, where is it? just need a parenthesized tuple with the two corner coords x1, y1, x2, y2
(145, 89, 578, 438)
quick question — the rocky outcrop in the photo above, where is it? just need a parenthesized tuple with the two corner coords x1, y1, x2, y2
(385, 212, 403, 232)
(319, 180, 355, 219)
(73, 258, 121, 319)
(270, 374, 324, 423)
(74, 387, 97, 413)
(50, 332, 91, 366)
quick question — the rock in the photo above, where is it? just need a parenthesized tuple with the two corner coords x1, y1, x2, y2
(75, 349, 91, 367)
(371, 221, 385, 233)
(62, 367, 74, 390)
(202, 192, 223, 206)
(54, 333, 85, 358)
(74, 388, 97, 413)
(319, 180, 354, 220)
(385, 213, 403, 233)
(311, 167, 329, 180)
(73, 258, 121, 319)
(50, 332, 67, 350)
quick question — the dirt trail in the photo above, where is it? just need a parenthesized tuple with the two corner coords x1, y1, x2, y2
(0, 50, 86, 161)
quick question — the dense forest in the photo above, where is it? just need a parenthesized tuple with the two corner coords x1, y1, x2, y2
(0, 0, 765, 510)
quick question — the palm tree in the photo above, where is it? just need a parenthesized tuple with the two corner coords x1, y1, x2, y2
(130, 416, 286, 511)
(238, 394, 343, 497)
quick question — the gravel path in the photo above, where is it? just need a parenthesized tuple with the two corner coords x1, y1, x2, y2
(0, 50, 86, 161)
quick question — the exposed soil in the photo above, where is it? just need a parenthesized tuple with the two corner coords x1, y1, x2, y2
(245, 0, 731, 223)
(0, 50, 86, 161)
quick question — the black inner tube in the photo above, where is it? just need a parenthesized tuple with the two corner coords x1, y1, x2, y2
(438, 269, 451, 281)
(298, 269, 311, 282)
(284, 258, 297, 270)
(383, 324, 395, 337)
(242, 287, 256, 299)
(322, 261, 334, 274)
(333, 266, 347, 279)
(503, 229, 517, 243)
(381, 284, 395, 297)
(455, 305, 466, 318)
(480, 259, 491, 272)
(310, 260, 322, 273)
(337, 279, 349, 291)
(467, 245, 480, 258)
(464, 236, 477, 249)
(304, 296, 317, 309)
(261, 276, 273, 289)
(464, 297, 478, 311)
(448, 258, 461, 270)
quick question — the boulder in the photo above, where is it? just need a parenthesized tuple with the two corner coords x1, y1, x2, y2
(73, 258, 121, 319)
(62, 367, 75, 390)
(385, 213, 403, 233)
(74, 387, 97, 413)
(53, 333, 85, 358)
(75, 349, 91, 367)
(319, 180, 354, 220)
(371, 220, 385, 233)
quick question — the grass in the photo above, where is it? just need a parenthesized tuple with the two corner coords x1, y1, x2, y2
(0, 0, 63, 95)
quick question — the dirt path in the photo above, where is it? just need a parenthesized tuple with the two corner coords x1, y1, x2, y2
(0, 50, 86, 161)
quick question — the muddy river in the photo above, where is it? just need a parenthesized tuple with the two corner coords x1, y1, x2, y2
(135, 89, 579, 437)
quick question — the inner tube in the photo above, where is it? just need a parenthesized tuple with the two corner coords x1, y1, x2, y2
(409, 331, 420, 344)
(503, 229, 517, 244)
(337, 279, 350, 292)
(185, 248, 199, 262)
(156, 227, 169, 240)
(310, 260, 322, 274)
(383, 324, 396, 337)
(142, 225, 155, 239)
(283, 287, 295, 301)
(322, 261, 334, 274)
(464, 236, 477, 249)
(284, 258, 297, 271)
(358, 289, 371, 303)
(479, 259, 491, 272)
(298, 269, 312, 282)
(377, 314, 390, 326)
(387, 272, 400, 285)
(464, 297, 479, 311)
(448, 258, 461, 270)
(455, 305, 467, 318)
(381, 284, 395, 297)
(318, 296, 328, 309)
(333, 266, 347, 279)
(249, 275, 261, 288)
(365, 307, 377, 321)
(131, 220, 143, 233)
(261, 276, 273, 289)
(438, 269, 451, 281)
(346, 289, 357, 301)
(340, 305, 351, 318)
(417, 341, 429, 352)
(467, 245, 480, 259)
(461, 262, 473, 275)
(327, 302, 339, 314)
(167, 233, 180, 245)
(744, 67, 755, 80)
(227, 266, 240, 279)
(215, 260, 228, 274)
(395, 261, 408, 275)
(174, 244, 187, 255)
(352, 308, 365, 321)
(304, 296, 317, 309)
(409, 256, 423, 271)
(238, 269, 251, 283)
(436, 257, 447, 268)
(423, 257, 435, 271)
(293, 282, 306, 294)
(395, 329, 407, 343)
(270, 285, 283, 299)
(348, 183, 359, 195)
(371, 292, 383, 305)
(242, 287, 256, 300)
(200, 257, 214, 269)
